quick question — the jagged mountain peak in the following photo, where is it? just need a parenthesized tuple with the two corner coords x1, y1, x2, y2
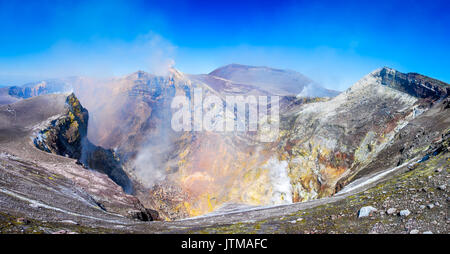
(361, 67, 449, 100)
(370, 66, 397, 75)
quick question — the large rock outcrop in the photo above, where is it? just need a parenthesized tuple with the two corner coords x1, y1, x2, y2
(33, 93, 134, 195)
(33, 94, 88, 159)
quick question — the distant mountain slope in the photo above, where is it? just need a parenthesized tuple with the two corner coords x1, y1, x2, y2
(0, 64, 340, 106)
(0, 78, 78, 105)
(207, 63, 340, 97)
(0, 87, 20, 105)
(188, 73, 272, 96)
(276, 67, 449, 201)
(7, 79, 73, 99)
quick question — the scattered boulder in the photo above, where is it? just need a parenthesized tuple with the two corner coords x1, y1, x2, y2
(399, 209, 411, 217)
(358, 206, 378, 218)
(409, 229, 419, 234)
(387, 208, 397, 215)
(437, 185, 446, 190)
(427, 204, 435, 209)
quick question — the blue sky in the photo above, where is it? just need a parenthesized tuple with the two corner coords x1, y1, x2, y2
(0, 0, 449, 90)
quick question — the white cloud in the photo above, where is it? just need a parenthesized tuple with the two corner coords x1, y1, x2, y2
(0, 31, 177, 80)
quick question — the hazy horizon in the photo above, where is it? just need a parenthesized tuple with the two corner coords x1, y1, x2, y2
(1, 0, 449, 90)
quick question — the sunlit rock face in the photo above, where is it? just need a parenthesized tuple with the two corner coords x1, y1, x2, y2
(160, 133, 283, 218)
(274, 67, 449, 201)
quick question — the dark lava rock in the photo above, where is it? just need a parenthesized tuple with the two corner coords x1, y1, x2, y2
(129, 208, 160, 222)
